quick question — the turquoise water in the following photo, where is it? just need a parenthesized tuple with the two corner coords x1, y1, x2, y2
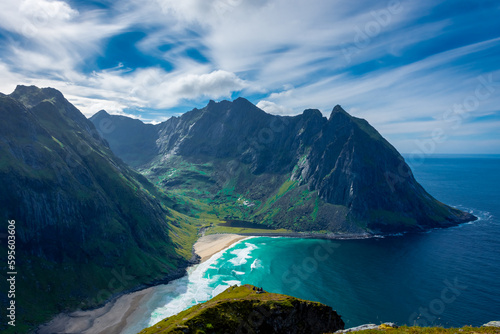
(124, 155, 500, 332)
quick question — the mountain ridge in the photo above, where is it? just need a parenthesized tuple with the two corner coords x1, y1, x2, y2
(91, 98, 475, 234)
(0, 85, 198, 333)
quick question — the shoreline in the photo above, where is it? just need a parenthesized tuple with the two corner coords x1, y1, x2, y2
(193, 233, 250, 262)
(35, 229, 446, 333)
(36, 233, 249, 334)
(36, 286, 156, 334)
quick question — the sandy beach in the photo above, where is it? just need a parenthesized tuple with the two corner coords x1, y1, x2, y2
(37, 286, 156, 334)
(194, 233, 249, 262)
(37, 233, 247, 333)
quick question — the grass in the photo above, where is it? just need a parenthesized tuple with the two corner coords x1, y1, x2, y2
(0, 94, 205, 334)
(370, 209, 418, 227)
(341, 325, 500, 333)
(207, 225, 291, 234)
(138, 284, 334, 334)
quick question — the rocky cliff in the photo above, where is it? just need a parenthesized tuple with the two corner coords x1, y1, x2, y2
(139, 284, 345, 334)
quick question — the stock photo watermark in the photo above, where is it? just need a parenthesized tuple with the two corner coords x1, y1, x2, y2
(5, 219, 17, 327)
(341, 0, 403, 65)
(82, 267, 135, 307)
(281, 240, 340, 291)
(386, 73, 499, 192)
(21, 0, 74, 38)
(408, 277, 467, 327)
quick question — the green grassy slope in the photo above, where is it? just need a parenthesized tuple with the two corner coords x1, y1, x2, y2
(139, 284, 345, 334)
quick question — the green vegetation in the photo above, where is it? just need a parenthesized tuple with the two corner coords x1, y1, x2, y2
(0, 87, 203, 333)
(139, 284, 344, 334)
(343, 325, 500, 334)
(369, 210, 418, 227)
(139, 285, 500, 334)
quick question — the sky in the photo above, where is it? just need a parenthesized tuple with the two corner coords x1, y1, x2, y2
(0, 0, 499, 154)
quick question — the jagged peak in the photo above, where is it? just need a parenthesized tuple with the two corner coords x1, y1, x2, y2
(10, 85, 42, 100)
(200, 97, 265, 118)
(93, 109, 110, 118)
(13, 85, 63, 98)
(330, 104, 348, 116)
(10, 85, 66, 109)
(302, 108, 323, 118)
(332, 104, 345, 112)
(233, 96, 252, 105)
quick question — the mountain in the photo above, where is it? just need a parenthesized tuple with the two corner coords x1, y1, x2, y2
(0, 86, 197, 333)
(139, 284, 345, 334)
(90, 110, 159, 167)
(91, 98, 475, 234)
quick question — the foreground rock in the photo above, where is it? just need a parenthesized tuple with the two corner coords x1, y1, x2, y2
(483, 321, 500, 327)
(139, 284, 345, 334)
(336, 322, 398, 332)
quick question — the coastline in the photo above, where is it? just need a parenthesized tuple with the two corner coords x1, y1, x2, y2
(36, 287, 157, 334)
(193, 233, 249, 262)
(35, 225, 479, 333)
(36, 233, 249, 334)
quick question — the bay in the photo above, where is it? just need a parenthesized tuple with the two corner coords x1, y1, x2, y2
(125, 155, 500, 332)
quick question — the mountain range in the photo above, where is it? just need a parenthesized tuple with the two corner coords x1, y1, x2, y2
(91, 98, 475, 234)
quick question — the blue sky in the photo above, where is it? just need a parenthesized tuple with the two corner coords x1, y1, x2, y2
(0, 0, 499, 154)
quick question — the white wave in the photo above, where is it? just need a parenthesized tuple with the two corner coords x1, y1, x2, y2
(250, 259, 263, 271)
(144, 240, 250, 328)
(121, 238, 259, 334)
(222, 280, 241, 286)
(232, 270, 245, 275)
(228, 242, 258, 266)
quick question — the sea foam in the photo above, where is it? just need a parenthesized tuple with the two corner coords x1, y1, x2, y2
(139, 238, 253, 330)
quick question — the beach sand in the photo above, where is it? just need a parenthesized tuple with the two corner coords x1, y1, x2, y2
(37, 233, 247, 333)
(194, 233, 248, 262)
(37, 286, 156, 334)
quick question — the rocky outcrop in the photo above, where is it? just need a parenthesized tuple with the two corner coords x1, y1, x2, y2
(335, 322, 398, 332)
(139, 284, 345, 334)
(483, 321, 500, 327)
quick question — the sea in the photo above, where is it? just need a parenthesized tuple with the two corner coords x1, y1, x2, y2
(123, 154, 500, 333)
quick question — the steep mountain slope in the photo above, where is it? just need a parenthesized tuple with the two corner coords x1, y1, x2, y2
(91, 98, 475, 234)
(139, 284, 345, 334)
(91, 110, 159, 167)
(0, 86, 196, 333)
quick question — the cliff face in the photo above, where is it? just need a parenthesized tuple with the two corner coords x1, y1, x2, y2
(139, 284, 345, 334)
(92, 98, 475, 234)
(0, 86, 195, 332)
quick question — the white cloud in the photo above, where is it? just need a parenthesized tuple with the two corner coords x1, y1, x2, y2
(0, 0, 499, 152)
(256, 100, 294, 115)
(87, 67, 248, 110)
(169, 70, 248, 99)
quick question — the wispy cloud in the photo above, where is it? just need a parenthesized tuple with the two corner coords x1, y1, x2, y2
(0, 0, 498, 153)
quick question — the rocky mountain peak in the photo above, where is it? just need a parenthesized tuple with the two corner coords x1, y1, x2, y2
(328, 104, 350, 120)
(10, 85, 65, 109)
(302, 108, 323, 118)
(93, 109, 110, 117)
